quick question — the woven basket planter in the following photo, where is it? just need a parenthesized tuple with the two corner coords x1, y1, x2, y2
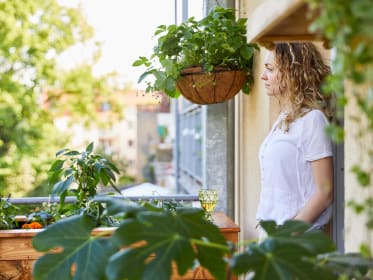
(176, 67, 246, 105)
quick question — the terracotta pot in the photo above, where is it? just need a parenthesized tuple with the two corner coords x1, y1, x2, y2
(176, 67, 246, 105)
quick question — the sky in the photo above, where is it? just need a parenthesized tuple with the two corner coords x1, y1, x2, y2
(57, 0, 177, 88)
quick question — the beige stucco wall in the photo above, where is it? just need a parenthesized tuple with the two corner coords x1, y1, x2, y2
(344, 82, 373, 252)
(235, 0, 284, 240)
(236, 47, 272, 240)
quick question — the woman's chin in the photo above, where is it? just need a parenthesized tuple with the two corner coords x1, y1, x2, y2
(265, 91, 274, 97)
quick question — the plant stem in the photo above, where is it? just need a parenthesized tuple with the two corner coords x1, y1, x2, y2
(191, 238, 230, 253)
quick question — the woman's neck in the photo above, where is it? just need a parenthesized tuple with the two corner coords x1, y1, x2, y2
(279, 103, 291, 114)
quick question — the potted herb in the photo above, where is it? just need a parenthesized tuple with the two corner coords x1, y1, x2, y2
(48, 142, 122, 226)
(0, 195, 19, 229)
(133, 7, 258, 105)
(0, 143, 122, 279)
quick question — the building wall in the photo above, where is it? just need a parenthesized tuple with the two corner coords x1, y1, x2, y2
(236, 47, 271, 239)
(136, 109, 159, 182)
(116, 106, 137, 176)
(344, 82, 373, 251)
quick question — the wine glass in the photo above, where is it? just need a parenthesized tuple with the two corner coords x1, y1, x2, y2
(198, 189, 218, 221)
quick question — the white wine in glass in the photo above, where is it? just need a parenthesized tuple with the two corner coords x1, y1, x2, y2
(198, 189, 218, 221)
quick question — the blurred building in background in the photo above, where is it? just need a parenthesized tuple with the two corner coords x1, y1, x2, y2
(53, 91, 175, 191)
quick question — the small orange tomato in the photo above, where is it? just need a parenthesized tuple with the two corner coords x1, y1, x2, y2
(22, 222, 43, 229)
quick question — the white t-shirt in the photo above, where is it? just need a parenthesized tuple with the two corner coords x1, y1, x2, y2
(256, 109, 333, 228)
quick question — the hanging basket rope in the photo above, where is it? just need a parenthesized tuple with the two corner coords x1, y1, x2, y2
(176, 67, 246, 105)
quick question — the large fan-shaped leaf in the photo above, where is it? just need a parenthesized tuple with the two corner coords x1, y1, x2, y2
(32, 214, 116, 280)
(110, 207, 228, 280)
(232, 240, 335, 280)
(262, 220, 336, 254)
(106, 247, 146, 280)
(94, 196, 145, 216)
(231, 220, 336, 280)
(317, 252, 373, 277)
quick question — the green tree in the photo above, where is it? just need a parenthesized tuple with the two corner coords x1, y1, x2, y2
(45, 64, 126, 128)
(0, 0, 117, 196)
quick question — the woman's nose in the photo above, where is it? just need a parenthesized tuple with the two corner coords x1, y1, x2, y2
(261, 72, 267, 80)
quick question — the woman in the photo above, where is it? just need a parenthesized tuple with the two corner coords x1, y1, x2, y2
(256, 42, 334, 233)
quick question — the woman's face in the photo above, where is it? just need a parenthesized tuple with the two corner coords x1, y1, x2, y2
(261, 51, 283, 96)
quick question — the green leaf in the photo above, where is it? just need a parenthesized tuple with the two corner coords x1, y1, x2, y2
(33, 215, 116, 280)
(164, 76, 176, 93)
(347, 200, 365, 214)
(109, 207, 228, 280)
(360, 243, 372, 258)
(146, 238, 195, 279)
(196, 245, 227, 279)
(49, 159, 65, 172)
(316, 252, 373, 277)
(325, 124, 345, 143)
(240, 45, 254, 60)
(351, 0, 373, 19)
(132, 56, 150, 67)
(94, 196, 144, 216)
(52, 175, 74, 195)
(99, 168, 110, 186)
(56, 148, 69, 157)
(259, 220, 278, 235)
(104, 167, 116, 182)
(263, 220, 336, 254)
(231, 220, 336, 279)
(232, 242, 334, 280)
(351, 165, 371, 187)
(63, 150, 80, 156)
(154, 25, 167, 35)
(86, 142, 94, 154)
(138, 69, 155, 84)
(106, 248, 146, 280)
(105, 161, 120, 174)
(48, 168, 63, 185)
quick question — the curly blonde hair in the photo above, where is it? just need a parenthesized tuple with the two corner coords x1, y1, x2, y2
(273, 43, 331, 131)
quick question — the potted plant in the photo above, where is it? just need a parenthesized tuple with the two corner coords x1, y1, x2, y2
(0, 195, 19, 229)
(48, 142, 122, 226)
(0, 143, 239, 279)
(132, 7, 258, 105)
(0, 142, 122, 279)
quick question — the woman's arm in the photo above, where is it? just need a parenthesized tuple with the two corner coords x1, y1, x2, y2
(293, 157, 334, 223)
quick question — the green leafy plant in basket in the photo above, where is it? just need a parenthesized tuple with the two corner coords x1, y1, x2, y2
(133, 7, 258, 104)
(48, 142, 121, 226)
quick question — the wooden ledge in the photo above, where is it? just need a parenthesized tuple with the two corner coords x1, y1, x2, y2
(246, 0, 328, 48)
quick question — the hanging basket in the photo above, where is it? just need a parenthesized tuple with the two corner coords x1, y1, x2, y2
(176, 67, 246, 105)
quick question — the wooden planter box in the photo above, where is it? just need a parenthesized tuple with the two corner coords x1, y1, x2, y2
(0, 212, 239, 280)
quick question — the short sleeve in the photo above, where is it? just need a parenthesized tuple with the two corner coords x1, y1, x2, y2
(302, 110, 333, 161)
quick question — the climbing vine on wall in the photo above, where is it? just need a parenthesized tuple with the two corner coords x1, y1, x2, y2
(307, 0, 373, 244)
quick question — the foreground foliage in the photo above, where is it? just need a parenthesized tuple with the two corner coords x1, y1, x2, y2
(307, 1, 373, 276)
(32, 196, 373, 280)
